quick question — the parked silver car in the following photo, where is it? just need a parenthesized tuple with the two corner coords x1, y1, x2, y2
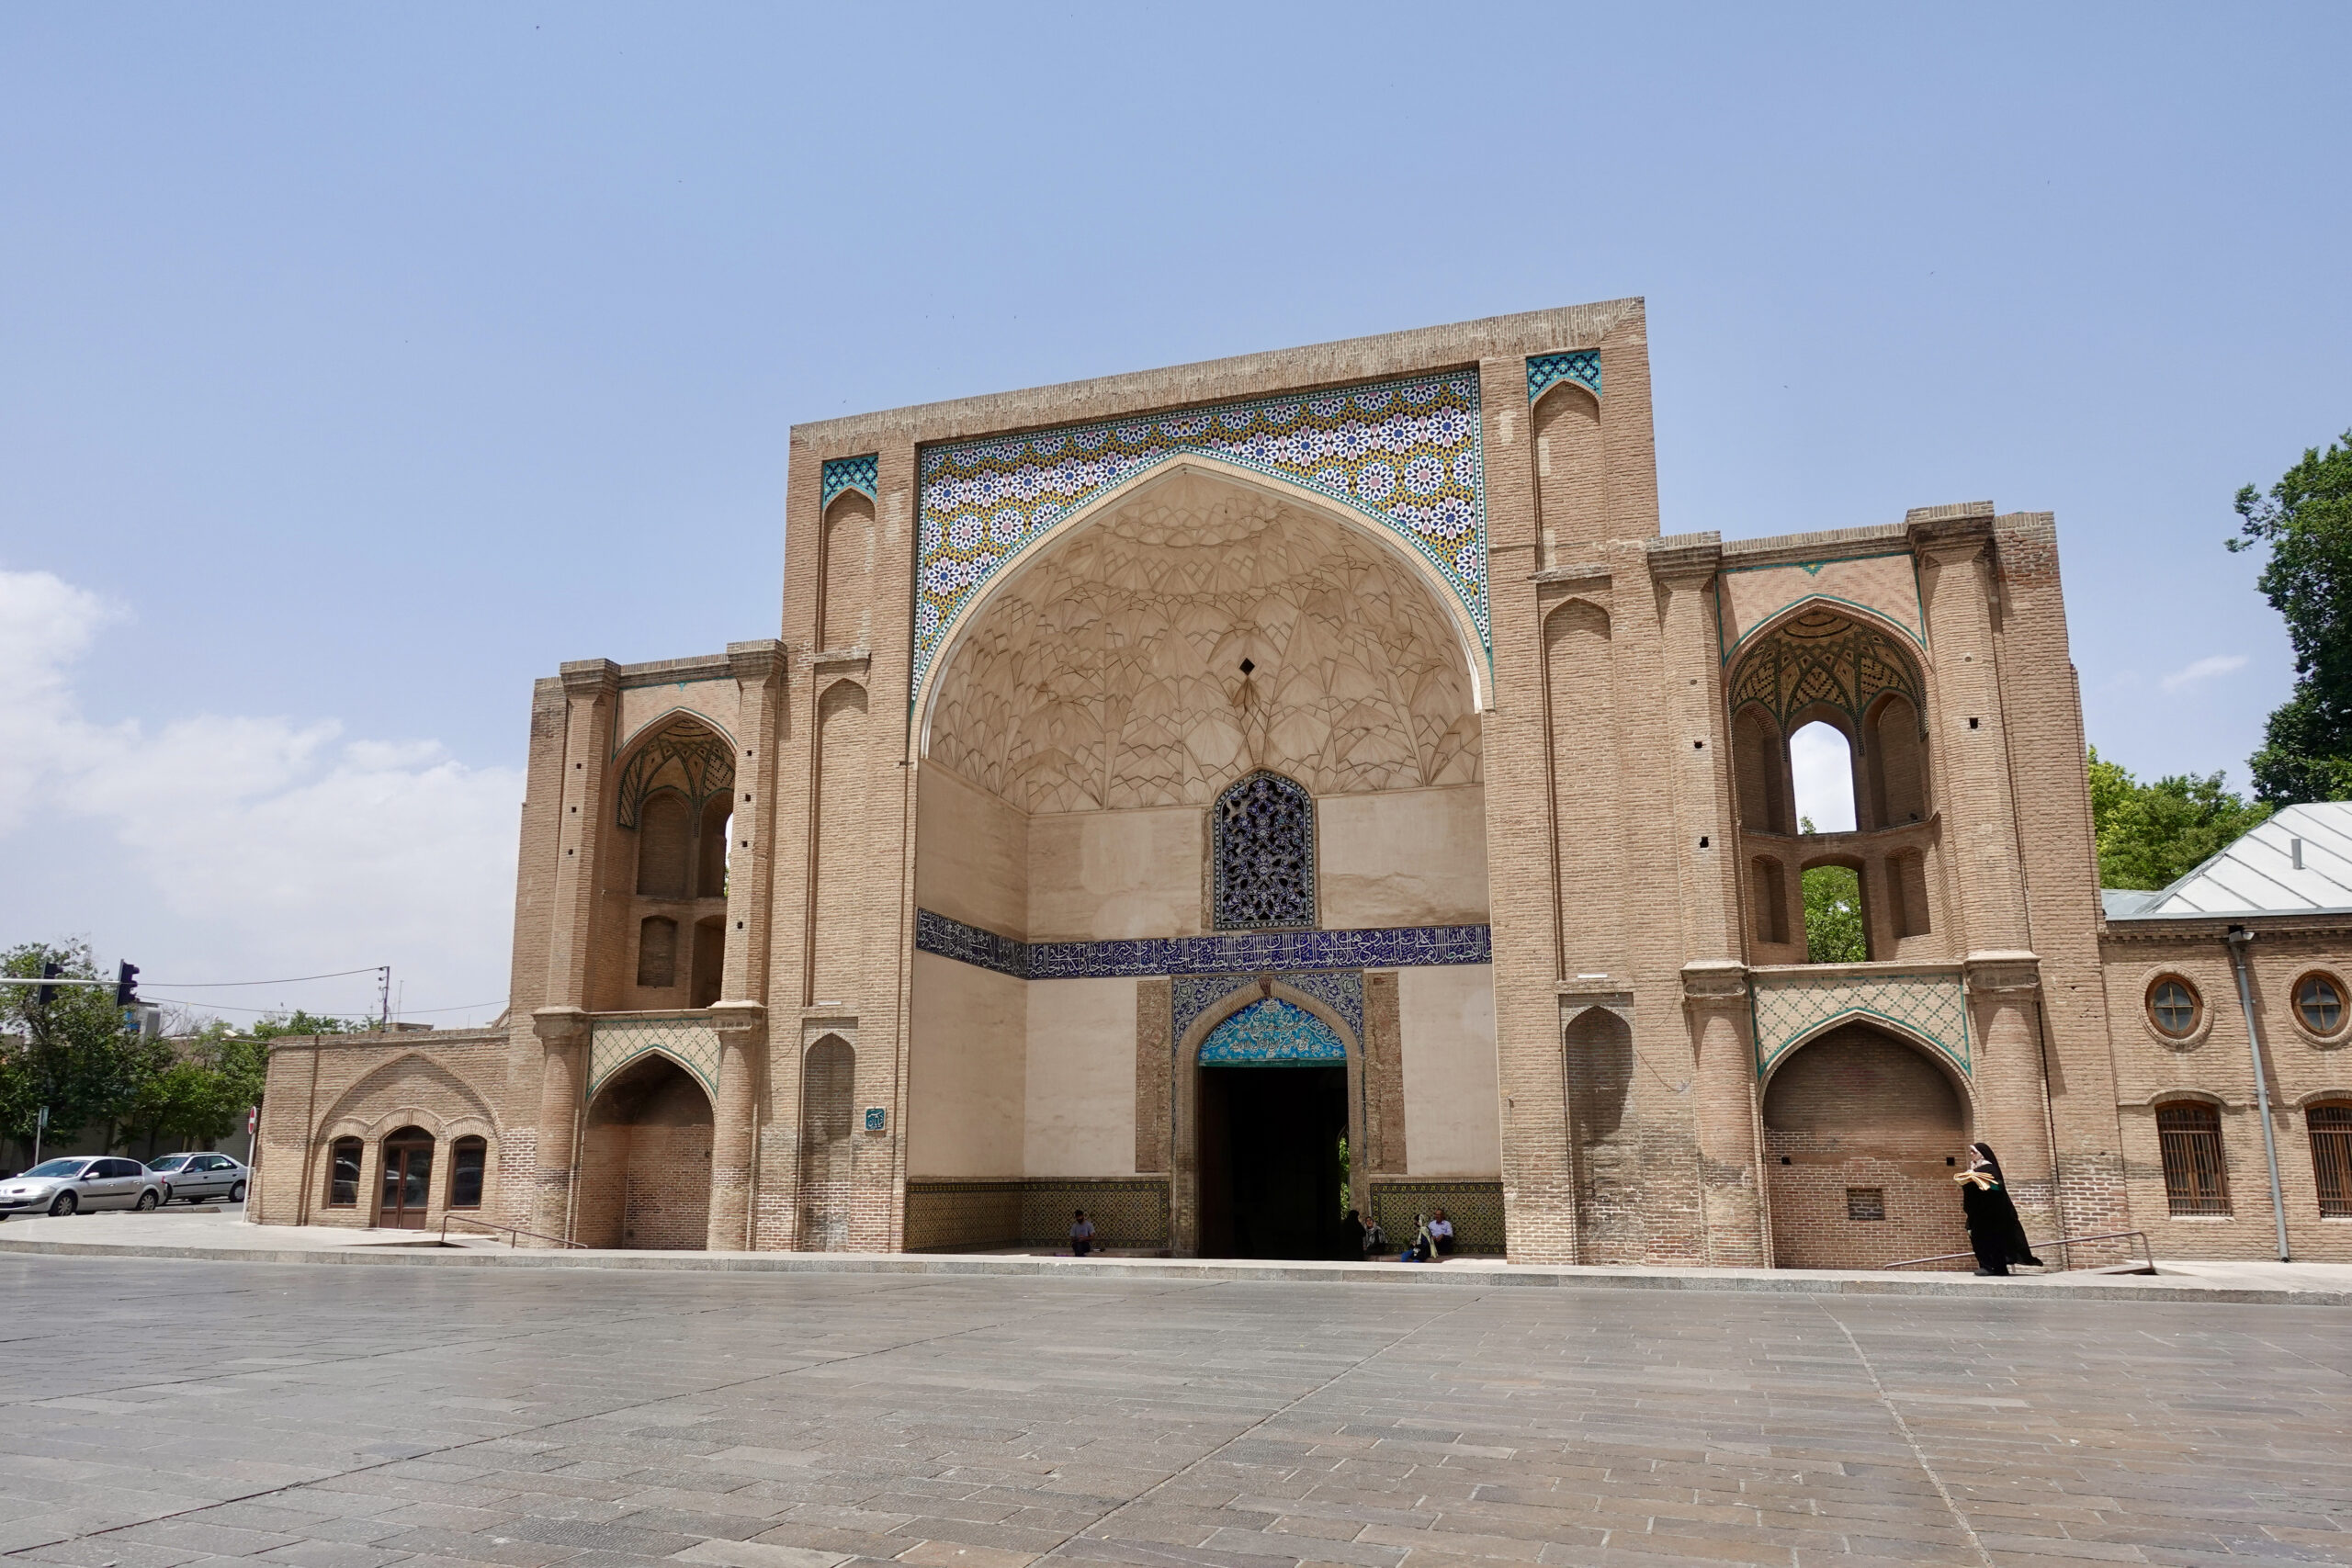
(0, 1156, 166, 1217)
(144, 1152, 248, 1204)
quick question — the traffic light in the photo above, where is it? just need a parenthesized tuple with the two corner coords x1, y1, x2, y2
(115, 962, 141, 1008)
(34, 961, 62, 1010)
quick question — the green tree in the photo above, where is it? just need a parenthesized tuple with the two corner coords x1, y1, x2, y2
(1797, 818, 1869, 963)
(1, 940, 163, 1162)
(2086, 748, 2271, 890)
(2228, 430, 2352, 803)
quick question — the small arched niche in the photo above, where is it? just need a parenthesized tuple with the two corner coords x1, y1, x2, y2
(798, 1036, 856, 1250)
(820, 490, 876, 649)
(1531, 382, 1602, 563)
(608, 717, 735, 1010)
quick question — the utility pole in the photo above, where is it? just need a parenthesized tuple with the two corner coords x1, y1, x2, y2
(378, 965, 391, 1032)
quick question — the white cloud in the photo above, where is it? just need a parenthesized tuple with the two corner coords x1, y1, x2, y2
(0, 569, 522, 1024)
(1788, 720, 1857, 833)
(2160, 653, 2249, 694)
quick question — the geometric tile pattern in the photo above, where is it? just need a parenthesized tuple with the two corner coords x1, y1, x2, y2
(1725, 606, 1926, 734)
(1526, 350, 1601, 404)
(925, 472, 1482, 812)
(820, 453, 879, 511)
(1197, 998, 1347, 1066)
(1367, 1179, 1505, 1255)
(902, 1178, 1171, 1251)
(587, 1015, 723, 1100)
(1750, 967, 1971, 1081)
(1211, 770, 1316, 930)
(914, 369, 1487, 703)
(1172, 970, 1365, 1045)
(915, 907, 1491, 980)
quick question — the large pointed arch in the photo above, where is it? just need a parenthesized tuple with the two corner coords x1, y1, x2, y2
(916, 453, 1487, 755)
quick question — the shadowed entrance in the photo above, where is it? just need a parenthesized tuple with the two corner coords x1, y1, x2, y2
(1199, 1063, 1348, 1260)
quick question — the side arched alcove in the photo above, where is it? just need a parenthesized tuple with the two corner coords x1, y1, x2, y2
(1724, 602, 1949, 964)
(1530, 381, 1603, 566)
(1759, 1020, 1975, 1269)
(903, 462, 1502, 1257)
(819, 489, 876, 650)
(601, 716, 735, 1012)
(1543, 596, 1625, 980)
(576, 1052, 714, 1250)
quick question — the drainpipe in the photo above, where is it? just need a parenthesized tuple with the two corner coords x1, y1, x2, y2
(2223, 925, 2292, 1261)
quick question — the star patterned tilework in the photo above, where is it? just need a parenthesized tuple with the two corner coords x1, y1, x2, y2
(821, 454, 879, 511)
(1526, 351, 1601, 404)
(913, 371, 1487, 703)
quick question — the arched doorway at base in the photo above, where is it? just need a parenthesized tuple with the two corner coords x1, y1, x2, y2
(1198, 1064, 1348, 1260)
(1762, 1022, 1971, 1270)
(577, 1054, 712, 1250)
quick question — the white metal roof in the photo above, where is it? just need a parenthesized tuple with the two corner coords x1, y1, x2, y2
(2115, 800, 2352, 919)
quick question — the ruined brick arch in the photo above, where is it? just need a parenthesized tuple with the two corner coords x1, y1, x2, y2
(1760, 1020, 1975, 1269)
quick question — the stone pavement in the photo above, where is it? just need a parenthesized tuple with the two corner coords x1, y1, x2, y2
(1, 1255, 2346, 1568)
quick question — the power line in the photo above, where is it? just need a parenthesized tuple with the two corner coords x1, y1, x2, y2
(142, 966, 387, 988)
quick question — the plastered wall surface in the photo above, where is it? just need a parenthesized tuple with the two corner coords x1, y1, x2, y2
(1397, 964, 1502, 1178)
(906, 950, 1025, 1178)
(1023, 977, 1141, 1177)
(914, 764, 1029, 938)
(1028, 805, 1204, 942)
(1320, 785, 1490, 929)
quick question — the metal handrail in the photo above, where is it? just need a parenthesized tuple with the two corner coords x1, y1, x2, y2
(1883, 1228, 2155, 1274)
(439, 1213, 590, 1249)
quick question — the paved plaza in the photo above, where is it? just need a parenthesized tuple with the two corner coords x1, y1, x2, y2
(0, 1258, 2346, 1568)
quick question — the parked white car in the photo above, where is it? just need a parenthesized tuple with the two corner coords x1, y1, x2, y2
(0, 1156, 167, 1217)
(144, 1152, 248, 1204)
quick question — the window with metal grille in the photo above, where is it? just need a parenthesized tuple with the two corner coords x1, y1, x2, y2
(2310, 1102, 2352, 1219)
(2155, 1100, 2230, 1215)
(2296, 974, 2345, 1034)
(1845, 1187, 1885, 1222)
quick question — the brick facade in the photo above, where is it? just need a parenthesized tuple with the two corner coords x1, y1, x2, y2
(253, 302, 2352, 1268)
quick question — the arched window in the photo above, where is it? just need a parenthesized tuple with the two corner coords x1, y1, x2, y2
(1211, 770, 1316, 931)
(2154, 1100, 2229, 1216)
(448, 1136, 487, 1210)
(324, 1137, 361, 1208)
(2310, 1101, 2352, 1218)
(1789, 722, 1857, 833)
(697, 799, 732, 899)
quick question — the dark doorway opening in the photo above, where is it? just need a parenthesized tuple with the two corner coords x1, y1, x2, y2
(1198, 1064, 1347, 1259)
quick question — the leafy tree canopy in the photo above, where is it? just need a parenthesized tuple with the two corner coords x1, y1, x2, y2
(2229, 430, 2352, 803)
(1797, 818, 1869, 964)
(2087, 748, 2271, 891)
(2, 939, 160, 1153)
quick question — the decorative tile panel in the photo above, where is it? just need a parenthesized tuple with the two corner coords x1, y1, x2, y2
(914, 370, 1487, 702)
(820, 454, 879, 511)
(588, 1015, 722, 1100)
(915, 908, 1490, 979)
(1749, 968, 1970, 1081)
(903, 1178, 1170, 1252)
(1526, 351, 1601, 404)
(1198, 998, 1347, 1066)
(1212, 771, 1316, 930)
(1367, 1179, 1504, 1256)
(1173, 971, 1364, 1046)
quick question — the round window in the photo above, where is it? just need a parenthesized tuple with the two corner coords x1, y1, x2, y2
(2149, 977, 2200, 1038)
(2296, 972, 2345, 1034)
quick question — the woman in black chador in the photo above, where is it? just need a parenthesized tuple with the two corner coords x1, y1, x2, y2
(1954, 1142, 2046, 1275)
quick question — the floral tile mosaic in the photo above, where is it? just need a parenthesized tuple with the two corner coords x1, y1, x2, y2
(1172, 971, 1364, 1044)
(913, 371, 1487, 703)
(915, 908, 1489, 980)
(1197, 998, 1347, 1066)
(1526, 350, 1601, 404)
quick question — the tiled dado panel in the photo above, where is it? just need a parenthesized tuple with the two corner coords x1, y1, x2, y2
(1367, 1179, 1505, 1256)
(915, 908, 1490, 980)
(905, 1179, 1171, 1252)
(913, 370, 1488, 701)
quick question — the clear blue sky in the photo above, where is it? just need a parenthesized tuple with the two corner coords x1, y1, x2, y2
(2, 5, 2346, 1021)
